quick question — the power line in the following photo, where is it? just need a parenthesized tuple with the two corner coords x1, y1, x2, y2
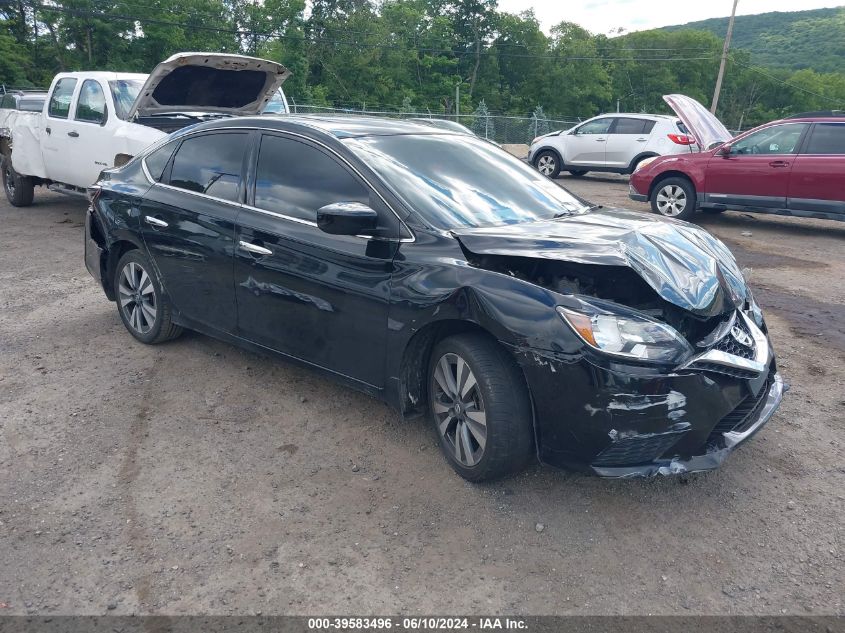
(729, 57, 842, 104)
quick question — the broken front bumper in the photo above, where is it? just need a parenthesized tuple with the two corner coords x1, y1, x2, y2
(510, 325, 783, 478)
(591, 373, 783, 477)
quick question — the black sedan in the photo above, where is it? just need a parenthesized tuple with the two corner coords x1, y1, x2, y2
(85, 116, 783, 481)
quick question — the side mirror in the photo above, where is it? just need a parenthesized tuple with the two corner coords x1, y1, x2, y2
(718, 144, 732, 157)
(317, 202, 378, 236)
(100, 105, 108, 127)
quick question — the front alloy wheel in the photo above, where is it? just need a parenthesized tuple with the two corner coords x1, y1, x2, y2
(427, 334, 534, 481)
(432, 352, 487, 467)
(534, 150, 561, 178)
(650, 176, 696, 221)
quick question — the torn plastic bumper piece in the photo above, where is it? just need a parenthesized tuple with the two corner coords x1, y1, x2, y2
(591, 373, 783, 478)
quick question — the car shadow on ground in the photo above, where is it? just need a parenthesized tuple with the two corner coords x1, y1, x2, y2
(696, 211, 845, 239)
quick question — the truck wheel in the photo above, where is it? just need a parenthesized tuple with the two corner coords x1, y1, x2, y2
(3, 161, 35, 207)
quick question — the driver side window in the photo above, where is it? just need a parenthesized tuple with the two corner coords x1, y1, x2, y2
(731, 123, 808, 155)
(75, 80, 107, 124)
(575, 118, 612, 135)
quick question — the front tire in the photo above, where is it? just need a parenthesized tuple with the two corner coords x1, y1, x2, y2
(114, 250, 182, 345)
(428, 334, 534, 482)
(650, 176, 696, 221)
(534, 150, 561, 179)
(3, 160, 35, 207)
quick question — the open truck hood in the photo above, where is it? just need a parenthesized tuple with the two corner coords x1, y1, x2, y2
(663, 94, 733, 151)
(453, 208, 748, 317)
(126, 53, 290, 119)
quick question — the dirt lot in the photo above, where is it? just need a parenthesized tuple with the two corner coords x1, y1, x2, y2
(0, 178, 843, 616)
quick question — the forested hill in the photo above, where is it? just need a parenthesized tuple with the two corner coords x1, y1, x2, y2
(662, 7, 845, 73)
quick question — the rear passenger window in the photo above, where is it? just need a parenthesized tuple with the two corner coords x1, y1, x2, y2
(144, 140, 178, 182)
(167, 133, 248, 202)
(48, 78, 77, 119)
(804, 123, 845, 155)
(613, 118, 651, 134)
(254, 134, 370, 223)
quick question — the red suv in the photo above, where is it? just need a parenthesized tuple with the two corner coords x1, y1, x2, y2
(629, 94, 845, 222)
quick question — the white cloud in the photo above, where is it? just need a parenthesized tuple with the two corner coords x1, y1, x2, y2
(496, 0, 845, 35)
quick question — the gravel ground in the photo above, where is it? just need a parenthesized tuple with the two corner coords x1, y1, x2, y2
(0, 180, 842, 616)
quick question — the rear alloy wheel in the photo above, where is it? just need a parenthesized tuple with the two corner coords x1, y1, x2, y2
(650, 177, 696, 221)
(114, 250, 182, 344)
(2, 160, 35, 207)
(428, 334, 533, 481)
(534, 150, 561, 178)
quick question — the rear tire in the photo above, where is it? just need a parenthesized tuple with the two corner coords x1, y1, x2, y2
(428, 334, 534, 482)
(114, 250, 182, 345)
(650, 176, 696, 221)
(534, 150, 561, 178)
(3, 160, 35, 207)
(568, 170, 587, 177)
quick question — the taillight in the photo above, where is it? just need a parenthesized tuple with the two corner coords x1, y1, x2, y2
(87, 185, 102, 205)
(668, 133, 696, 145)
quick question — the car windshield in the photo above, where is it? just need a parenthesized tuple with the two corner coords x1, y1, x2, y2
(344, 134, 590, 229)
(108, 79, 144, 119)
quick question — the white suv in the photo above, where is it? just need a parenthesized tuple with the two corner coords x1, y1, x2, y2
(528, 113, 697, 178)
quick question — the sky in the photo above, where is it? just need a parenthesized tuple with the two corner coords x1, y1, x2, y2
(495, 0, 845, 35)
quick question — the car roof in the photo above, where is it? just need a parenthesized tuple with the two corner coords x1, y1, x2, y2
(52, 72, 148, 82)
(201, 114, 465, 139)
(591, 113, 677, 121)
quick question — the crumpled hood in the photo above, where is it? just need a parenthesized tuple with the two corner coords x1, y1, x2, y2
(453, 208, 748, 317)
(127, 53, 290, 119)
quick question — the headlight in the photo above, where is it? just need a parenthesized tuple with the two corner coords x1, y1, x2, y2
(634, 156, 658, 172)
(748, 293, 764, 328)
(557, 299, 693, 364)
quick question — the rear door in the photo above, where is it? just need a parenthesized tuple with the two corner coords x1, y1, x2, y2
(564, 117, 612, 166)
(604, 117, 654, 168)
(787, 122, 845, 217)
(704, 122, 809, 210)
(41, 77, 79, 185)
(234, 132, 397, 388)
(138, 131, 249, 334)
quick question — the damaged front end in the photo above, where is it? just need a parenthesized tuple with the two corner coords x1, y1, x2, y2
(455, 208, 784, 477)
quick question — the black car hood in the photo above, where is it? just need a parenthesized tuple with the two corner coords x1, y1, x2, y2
(452, 208, 748, 317)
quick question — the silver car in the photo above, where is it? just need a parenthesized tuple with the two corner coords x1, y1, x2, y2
(529, 113, 697, 178)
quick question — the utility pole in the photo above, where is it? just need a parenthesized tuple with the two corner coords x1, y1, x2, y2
(455, 83, 460, 120)
(711, 0, 739, 114)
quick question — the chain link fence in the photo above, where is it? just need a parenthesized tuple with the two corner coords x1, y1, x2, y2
(287, 103, 582, 147)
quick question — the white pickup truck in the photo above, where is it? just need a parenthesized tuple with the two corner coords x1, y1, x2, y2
(1, 52, 290, 207)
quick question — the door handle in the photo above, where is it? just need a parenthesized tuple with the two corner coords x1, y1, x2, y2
(144, 215, 168, 228)
(769, 160, 789, 167)
(595, 138, 606, 142)
(68, 131, 79, 138)
(636, 138, 648, 142)
(239, 240, 273, 256)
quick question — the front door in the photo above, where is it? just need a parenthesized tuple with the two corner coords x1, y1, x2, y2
(234, 133, 396, 388)
(788, 122, 845, 217)
(71, 79, 116, 186)
(138, 131, 249, 334)
(704, 122, 810, 209)
(564, 117, 612, 166)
